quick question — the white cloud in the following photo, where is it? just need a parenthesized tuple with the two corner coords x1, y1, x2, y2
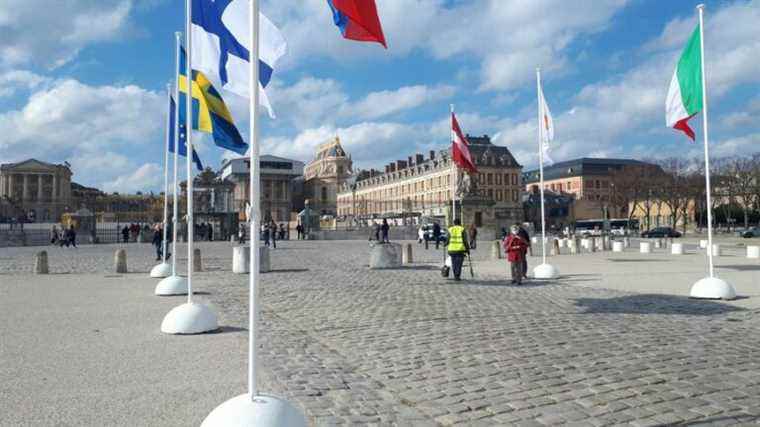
(350, 84, 455, 120)
(0, 78, 164, 190)
(262, 0, 629, 92)
(0, 70, 49, 97)
(0, 0, 135, 69)
(102, 163, 163, 193)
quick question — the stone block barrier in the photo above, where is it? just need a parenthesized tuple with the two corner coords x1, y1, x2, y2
(747, 245, 760, 259)
(34, 251, 48, 274)
(115, 249, 127, 273)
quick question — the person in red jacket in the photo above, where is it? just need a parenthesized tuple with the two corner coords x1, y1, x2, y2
(503, 224, 529, 285)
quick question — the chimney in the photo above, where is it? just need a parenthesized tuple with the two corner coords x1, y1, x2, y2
(429, 150, 436, 160)
(396, 160, 407, 170)
(385, 165, 390, 174)
(408, 156, 414, 166)
(415, 153, 424, 164)
(390, 163, 396, 172)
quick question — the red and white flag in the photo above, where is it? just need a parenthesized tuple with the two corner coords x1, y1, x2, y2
(451, 112, 477, 173)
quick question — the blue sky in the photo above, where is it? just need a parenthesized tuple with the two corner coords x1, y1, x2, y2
(1, 0, 758, 193)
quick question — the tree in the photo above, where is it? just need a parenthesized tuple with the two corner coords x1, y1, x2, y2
(657, 158, 694, 231)
(726, 156, 759, 229)
(609, 163, 661, 231)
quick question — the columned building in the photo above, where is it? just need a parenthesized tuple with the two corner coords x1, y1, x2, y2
(303, 137, 353, 216)
(221, 155, 304, 222)
(0, 159, 73, 221)
(337, 135, 523, 238)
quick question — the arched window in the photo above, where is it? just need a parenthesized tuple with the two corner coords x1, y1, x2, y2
(321, 187, 328, 201)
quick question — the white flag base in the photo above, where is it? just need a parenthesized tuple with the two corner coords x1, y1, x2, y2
(150, 262, 172, 278)
(155, 275, 188, 296)
(160, 302, 218, 334)
(202, 394, 306, 427)
(533, 263, 560, 279)
(690, 276, 736, 300)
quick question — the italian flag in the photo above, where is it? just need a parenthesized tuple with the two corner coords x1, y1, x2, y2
(666, 23, 703, 141)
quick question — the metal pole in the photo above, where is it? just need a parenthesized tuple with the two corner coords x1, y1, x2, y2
(185, 0, 194, 303)
(697, 4, 714, 278)
(161, 83, 171, 263)
(536, 68, 547, 265)
(248, 0, 261, 400)
(450, 104, 456, 224)
(171, 32, 181, 277)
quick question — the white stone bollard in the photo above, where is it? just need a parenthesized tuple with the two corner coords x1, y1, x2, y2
(699, 239, 708, 249)
(232, 245, 250, 273)
(491, 240, 502, 259)
(603, 236, 611, 251)
(370, 243, 402, 269)
(747, 245, 760, 259)
(193, 248, 203, 272)
(402, 243, 413, 264)
(671, 243, 684, 255)
(34, 251, 49, 274)
(711, 244, 722, 257)
(612, 241, 624, 253)
(115, 249, 127, 273)
(558, 239, 567, 248)
(654, 239, 662, 249)
(259, 246, 271, 273)
(640, 242, 651, 253)
(581, 238, 590, 250)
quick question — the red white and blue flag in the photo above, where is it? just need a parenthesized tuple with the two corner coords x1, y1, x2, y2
(327, 0, 387, 48)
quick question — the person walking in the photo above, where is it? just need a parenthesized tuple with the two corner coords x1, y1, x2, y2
(433, 222, 442, 250)
(238, 225, 246, 244)
(152, 224, 163, 261)
(63, 224, 77, 248)
(296, 223, 303, 240)
(207, 223, 213, 241)
(121, 226, 130, 243)
(446, 219, 470, 281)
(269, 220, 277, 249)
(381, 218, 390, 243)
(263, 223, 270, 247)
(504, 225, 529, 285)
(468, 223, 478, 250)
(50, 225, 60, 245)
(518, 225, 531, 279)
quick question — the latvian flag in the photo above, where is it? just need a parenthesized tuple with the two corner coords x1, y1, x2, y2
(451, 112, 477, 173)
(666, 23, 702, 141)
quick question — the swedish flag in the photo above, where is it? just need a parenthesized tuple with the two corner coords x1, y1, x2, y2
(178, 46, 248, 155)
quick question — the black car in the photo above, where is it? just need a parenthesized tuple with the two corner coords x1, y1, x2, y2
(640, 227, 682, 238)
(741, 227, 760, 238)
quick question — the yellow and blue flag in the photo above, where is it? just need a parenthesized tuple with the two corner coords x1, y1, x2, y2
(178, 46, 248, 155)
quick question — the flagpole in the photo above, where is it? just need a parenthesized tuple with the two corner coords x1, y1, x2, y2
(161, 83, 171, 264)
(249, 0, 261, 400)
(185, 0, 196, 304)
(697, 4, 714, 278)
(172, 33, 181, 277)
(536, 68, 547, 266)
(450, 104, 457, 224)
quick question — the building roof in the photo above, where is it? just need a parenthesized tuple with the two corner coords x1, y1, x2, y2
(0, 158, 71, 172)
(523, 157, 650, 184)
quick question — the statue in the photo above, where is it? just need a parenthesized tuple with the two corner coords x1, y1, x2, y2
(456, 172, 476, 198)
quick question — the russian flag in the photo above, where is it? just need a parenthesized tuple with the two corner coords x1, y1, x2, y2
(328, 0, 387, 48)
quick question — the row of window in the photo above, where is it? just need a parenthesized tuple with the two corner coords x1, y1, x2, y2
(477, 173, 520, 186)
(337, 188, 521, 210)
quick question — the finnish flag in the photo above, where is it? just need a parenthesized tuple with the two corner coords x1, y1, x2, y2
(191, 0, 286, 118)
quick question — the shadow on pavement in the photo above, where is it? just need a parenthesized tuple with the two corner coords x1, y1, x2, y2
(213, 326, 248, 334)
(269, 268, 310, 273)
(718, 264, 760, 271)
(574, 293, 745, 316)
(680, 414, 759, 426)
(606, 258, 669, 263)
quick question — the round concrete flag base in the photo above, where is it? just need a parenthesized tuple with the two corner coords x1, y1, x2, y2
(690, 276, 737, 300)
(201, 394, 307, 427)
(161, 302, 218, 334)
(155, 275, 188, 296)
(533, 263, 559, 279)
(150, 262, 172, 278)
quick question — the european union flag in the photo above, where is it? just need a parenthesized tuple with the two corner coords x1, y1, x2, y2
(169, 95, 204, 172)
(178, 46, 248, 155)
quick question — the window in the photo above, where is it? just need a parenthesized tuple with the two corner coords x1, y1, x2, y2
(595, 180, 601, 189)
(487, 173, 493, 185)
(474, 212, 483, 227)
(567, 181, 572, 190)
(504, 173, 510, 185)
(321, 187, 327, 201)
(511, 174, 518, 186)
(602, 180, 609, 188)
(496, 174, 502, 185)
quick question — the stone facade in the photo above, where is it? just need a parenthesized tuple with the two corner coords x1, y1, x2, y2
(523, 158, 651, 221)
(337, 135, 523, 238)
(221, 155, 304, 222)
(303, 137, 353, 216)
(0, 159, 73, 222)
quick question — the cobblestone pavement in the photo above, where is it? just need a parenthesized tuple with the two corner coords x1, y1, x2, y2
(3, 240, 760, 425)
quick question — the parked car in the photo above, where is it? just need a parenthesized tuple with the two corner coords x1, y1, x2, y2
(421, 224, 449, 242)
(640, 227, 682, 238)
(741, 227, 760, 238)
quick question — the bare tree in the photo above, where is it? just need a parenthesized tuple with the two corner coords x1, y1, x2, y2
(609, 163, 661, 231)
(725, 156, 759, 229)
(657, 158, 693, 230)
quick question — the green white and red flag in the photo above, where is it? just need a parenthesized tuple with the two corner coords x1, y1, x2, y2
(666, 23, 703, 141)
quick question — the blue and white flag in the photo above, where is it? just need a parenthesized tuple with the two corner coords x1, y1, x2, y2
(191, 0, 287, 118)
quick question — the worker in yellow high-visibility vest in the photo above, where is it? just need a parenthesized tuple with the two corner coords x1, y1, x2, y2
(447, 218, 470, 281)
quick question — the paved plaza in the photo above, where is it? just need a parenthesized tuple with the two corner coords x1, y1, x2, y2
(2, 239, 760, 426)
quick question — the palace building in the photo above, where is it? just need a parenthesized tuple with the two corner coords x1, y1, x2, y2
(0, 159, 74, 222)
(303, 137, 353, 216)
(337, 135, 524, 238)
